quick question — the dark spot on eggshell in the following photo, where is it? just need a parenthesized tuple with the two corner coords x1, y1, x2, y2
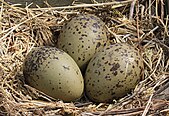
(132, 65, 135, 68)
(120, 70, 124, 73)
(62, 45, 65, 48)
(78, 57, 81, 61)
(83, 25, 87, 28)
(81, 34, 87, 37)
(63, 65, 70, 70)
(139, 66, 142, 69)
(92, 23, 100, 29)
(93, 30, 97, 33)
(115, 48, 119, 52)
(105, 75, 111, 81)
(112, 71, 118, 76)
(136, 60, 139, 65)
(116, 83, 124, 88)
(87, 90, 91, 93)
(96, 42, 101, 49)
(104, 61, 108, 64)
(127, 70, 133, 76)
(68, 26, 71, 30)
(36, 75, 40, 79)
(49, 80, 52, 84)
(110, 63, 120, 71)
(106, 47, 110, 50)
(111, 92, 115, 95)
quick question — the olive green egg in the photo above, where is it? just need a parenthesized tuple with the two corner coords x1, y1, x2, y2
(84, 43, 143, 102)
(57, 14, 107, 72)
(23, 46, 84, 102)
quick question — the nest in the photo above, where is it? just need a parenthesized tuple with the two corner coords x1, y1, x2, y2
(0, 0, 169, 115)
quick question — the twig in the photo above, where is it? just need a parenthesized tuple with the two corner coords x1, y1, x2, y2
(129, 0, 136, 20)
(149, 0, 152, 22)
(142, 78, 163, 116)
(30, 0, 133, 11)
(154, 76, 169, 94)
(75, 102, 93, 107)
(141, 26, 159, 41)
(94, 107, 145, 115)
(0, 0, 26, 14)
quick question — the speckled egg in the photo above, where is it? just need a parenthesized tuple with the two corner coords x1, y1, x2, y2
(84, 43, 143, 102)
(57, 14, 107, 72)
(23, 46, 84, 102)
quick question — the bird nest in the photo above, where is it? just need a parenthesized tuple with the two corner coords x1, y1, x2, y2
(0, 0, 169, 115)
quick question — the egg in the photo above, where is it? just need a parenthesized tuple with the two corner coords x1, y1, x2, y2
(57, 14, 107, 72)
(23, 46, 84, 102)
(84, 43, 143, 102)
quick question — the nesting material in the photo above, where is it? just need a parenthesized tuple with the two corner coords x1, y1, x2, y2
(0, 0, 169, 115)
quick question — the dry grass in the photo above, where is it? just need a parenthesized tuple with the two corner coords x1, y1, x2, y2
(0, 0, 169, 115)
